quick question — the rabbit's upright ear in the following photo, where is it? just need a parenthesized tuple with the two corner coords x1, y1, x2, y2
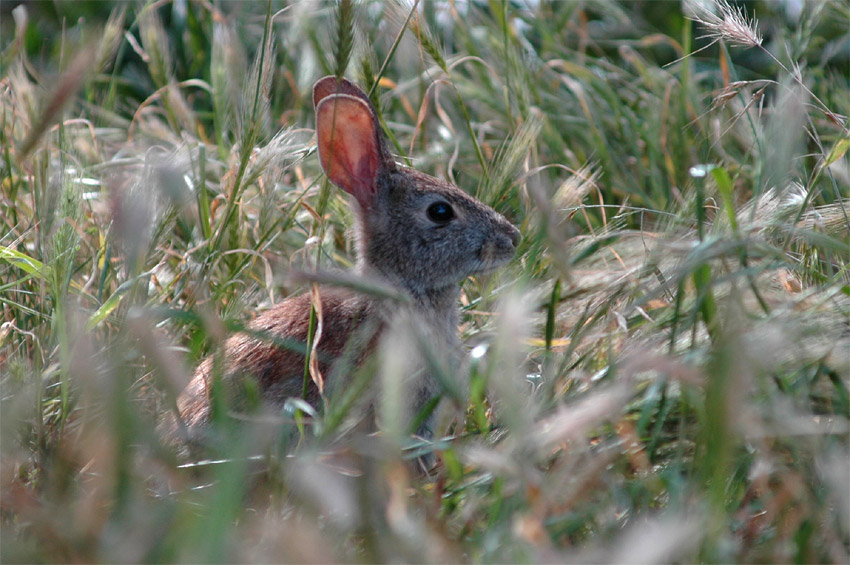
(316, 94, 386, 210)
(313, 75, 372, 109)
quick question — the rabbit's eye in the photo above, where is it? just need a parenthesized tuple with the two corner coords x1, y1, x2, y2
(427, 201, 455, 224)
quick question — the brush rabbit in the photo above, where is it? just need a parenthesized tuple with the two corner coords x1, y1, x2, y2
(173, 76, 519, 446)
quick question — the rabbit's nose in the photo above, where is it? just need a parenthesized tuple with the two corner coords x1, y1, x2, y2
(507, 224, 521, 248)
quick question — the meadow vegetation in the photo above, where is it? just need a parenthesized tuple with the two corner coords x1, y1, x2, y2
(1, 0, 848, 562)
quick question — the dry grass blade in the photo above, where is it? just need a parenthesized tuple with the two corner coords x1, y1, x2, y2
(535, 384, 632, 453)
(19, 43, 98, 158)
(288, 269, 410, 303)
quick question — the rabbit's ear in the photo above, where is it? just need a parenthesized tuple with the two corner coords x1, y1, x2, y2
(313, 76, 396, 175)
(316, 94, 384, 210)
(313, 75, 371, 109)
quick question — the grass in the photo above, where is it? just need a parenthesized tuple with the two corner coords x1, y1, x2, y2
(1, 0, 848, 562)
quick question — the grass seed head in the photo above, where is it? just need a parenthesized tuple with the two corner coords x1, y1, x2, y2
(684, 0, 763, 48)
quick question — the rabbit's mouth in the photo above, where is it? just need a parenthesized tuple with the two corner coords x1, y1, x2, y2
(473, 251, 514, 275)
(471, 263, 504, 277)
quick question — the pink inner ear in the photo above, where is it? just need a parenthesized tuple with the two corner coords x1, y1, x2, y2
(316, 95, 382, 209)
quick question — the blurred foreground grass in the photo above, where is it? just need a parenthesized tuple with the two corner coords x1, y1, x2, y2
(1, 0, 848, 562)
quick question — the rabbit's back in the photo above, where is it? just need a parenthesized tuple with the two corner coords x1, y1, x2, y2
(176, 289, 380, 428)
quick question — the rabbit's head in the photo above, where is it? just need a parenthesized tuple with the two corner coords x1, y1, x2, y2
(314, 76, 519, 299)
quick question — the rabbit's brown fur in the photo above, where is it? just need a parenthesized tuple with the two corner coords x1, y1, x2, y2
(172, 76, 519, 444)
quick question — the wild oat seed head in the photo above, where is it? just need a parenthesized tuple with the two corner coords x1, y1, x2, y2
(684, 0, 763, 48)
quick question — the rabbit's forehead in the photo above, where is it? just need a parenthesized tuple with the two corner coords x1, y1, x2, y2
(396, 168, 480, 206)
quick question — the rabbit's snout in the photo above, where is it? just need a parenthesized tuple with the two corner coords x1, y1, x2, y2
(506, 223, 521, 248)
(497, 215, 521, 251)
(480, 218, 520, 266)
(501, 224, 521, 253)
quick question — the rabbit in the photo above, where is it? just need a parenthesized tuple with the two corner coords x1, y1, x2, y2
(172, 75, 520, 448)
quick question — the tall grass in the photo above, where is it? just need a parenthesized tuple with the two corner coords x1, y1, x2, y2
(1, 0, 848, 562)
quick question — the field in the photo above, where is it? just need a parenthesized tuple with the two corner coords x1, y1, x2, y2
(1, 0, 848, 562)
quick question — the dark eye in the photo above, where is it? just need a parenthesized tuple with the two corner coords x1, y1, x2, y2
(427, 201, 455, 224)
